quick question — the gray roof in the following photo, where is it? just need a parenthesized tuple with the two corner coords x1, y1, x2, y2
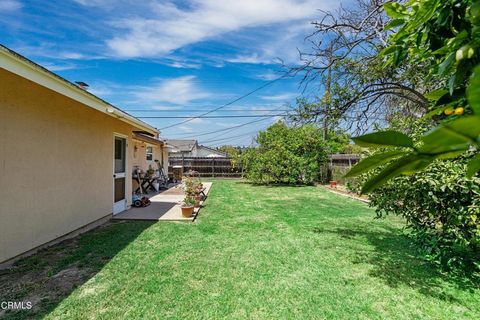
(165, 139, 197, 152)
(197, 145, 228, 157)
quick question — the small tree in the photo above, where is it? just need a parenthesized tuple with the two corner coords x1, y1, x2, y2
(242, 122, 330, 185)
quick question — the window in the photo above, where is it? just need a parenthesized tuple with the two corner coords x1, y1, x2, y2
(146, 146, 153, 161)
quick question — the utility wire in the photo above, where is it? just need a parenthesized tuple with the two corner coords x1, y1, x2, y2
(124, 109, 291, 112)
(169, 107, 290, 139)
(199, 129, 264, 145)
(158, 74, 291, 130)
(138, 114, 285, 119)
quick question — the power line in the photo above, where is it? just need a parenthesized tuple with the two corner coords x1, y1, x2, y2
(199, 129, 263, 145)
(158, 74, 291, 130)
(124, 109, 292, 112)
(138, 114, 285, 119)
(168, 107, 290, 139)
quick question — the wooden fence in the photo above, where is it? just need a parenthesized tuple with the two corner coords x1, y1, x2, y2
(168, 157, 242, 177)
(168, 154, 361, 179)
(320, 154, 361, 184)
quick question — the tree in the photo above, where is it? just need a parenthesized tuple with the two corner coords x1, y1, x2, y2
(218, 145, 242, 170)
(242, 122, 330, 184)
(289, 0, 432, 133)
(347, 0, 480, 193)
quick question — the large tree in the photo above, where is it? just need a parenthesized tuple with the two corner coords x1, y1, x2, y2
(289, 0, 433, 133)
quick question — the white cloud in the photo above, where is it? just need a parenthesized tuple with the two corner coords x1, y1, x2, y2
(189, 117, 205, 124)
(260, 93, 297, 101)
(41, 62, 78, 71)
(106, 0, 334, 58)
(0, 0, 22, 11)
(255, 70, 283, 80)
(177, 125, 194, 132)
(133, 76, 211, 105)
(166, 61, 201, 69)
(226, 53, 273, 64)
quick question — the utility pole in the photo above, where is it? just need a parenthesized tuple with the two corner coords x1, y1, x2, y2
(323, 44, 333, 141)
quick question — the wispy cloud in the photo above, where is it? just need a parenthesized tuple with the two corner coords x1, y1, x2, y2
(0, 0, 22, 11)
(226, 53, 274, 65)
(260, 93, 297, 101)
(133, 76, 211, 105)
(106, 0, 332, 58)
(177, 125, 194, 132)
(255, 69, 283, 81)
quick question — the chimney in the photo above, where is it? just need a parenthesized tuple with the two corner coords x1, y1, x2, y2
(75, 81, 89, 90)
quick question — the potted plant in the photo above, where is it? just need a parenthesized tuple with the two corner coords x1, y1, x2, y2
(194, 178, 204, 202)
(146, 164, 155, 177)
(181, 196, 196, 217)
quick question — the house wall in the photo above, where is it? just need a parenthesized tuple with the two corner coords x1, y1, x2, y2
(132, 141, 160, 170)
(131, 141, 168, 175)
(0, 68, 142, 263)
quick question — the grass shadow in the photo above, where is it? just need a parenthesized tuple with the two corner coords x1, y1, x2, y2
(313, 225, 479, 302)
(236, 180, 311, 188)
(0, 220, 154, 319)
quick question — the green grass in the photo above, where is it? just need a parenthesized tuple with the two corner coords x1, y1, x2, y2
(1, 180, 479, 319)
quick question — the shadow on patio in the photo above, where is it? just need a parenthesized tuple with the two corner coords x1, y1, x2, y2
(0, 220, 154, 319)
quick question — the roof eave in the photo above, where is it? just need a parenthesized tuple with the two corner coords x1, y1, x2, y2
(0, 45, 158, 135)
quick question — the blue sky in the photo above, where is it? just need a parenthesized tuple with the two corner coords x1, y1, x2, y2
(0, 0, 346, 146)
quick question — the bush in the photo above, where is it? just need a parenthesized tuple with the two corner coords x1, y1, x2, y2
(242, 122, 330, 185)
(369, 156, 480, 271)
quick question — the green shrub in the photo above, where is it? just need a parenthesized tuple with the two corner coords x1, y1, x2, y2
(242, 122, 329, 185)
(369, 156, 480, 270)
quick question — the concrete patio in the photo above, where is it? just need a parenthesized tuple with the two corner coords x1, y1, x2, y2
(112, 182, 212, 222)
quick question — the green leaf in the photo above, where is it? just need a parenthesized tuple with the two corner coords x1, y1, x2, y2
(467, 154, 480, 178)
(352, 131, 414, 148)
(361, 155, 434, 194)
(424, 89, 448, 101)
(384, 18, 405, 30)
(404, 0, 441, 31)
(438, 52, 455, 75)
(445, 116, 480, 140)
(344, 150, 406, 178)
(466, 64, 480, 115)
(384, 2, 409, 19)
(420, 106, 448, 121)
(379, 46, 398, 57)
(421, 116, 480, 153)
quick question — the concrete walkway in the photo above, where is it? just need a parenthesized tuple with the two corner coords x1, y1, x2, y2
(112, 182, 212, 222)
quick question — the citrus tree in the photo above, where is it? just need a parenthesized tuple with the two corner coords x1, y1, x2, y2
(347, 0, 480, 193)
(242, 122, 330, 185)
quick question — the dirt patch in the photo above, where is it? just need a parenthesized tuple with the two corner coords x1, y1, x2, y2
(320, 185, 370, 203)
(0, 221, 122, 318)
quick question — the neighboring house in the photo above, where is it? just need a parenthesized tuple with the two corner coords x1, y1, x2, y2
(166, 139, 228, 158)
(195, 145, 229, 158)
(0, 46, 167, 265)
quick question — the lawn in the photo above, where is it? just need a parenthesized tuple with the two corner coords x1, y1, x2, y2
(1, 180, 479, 319)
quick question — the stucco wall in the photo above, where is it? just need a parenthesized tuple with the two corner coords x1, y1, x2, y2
(131, 140, 164, 172)
(0, 68, 142, 263)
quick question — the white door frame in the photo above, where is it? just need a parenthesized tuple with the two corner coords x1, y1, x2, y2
(113, 133, 128, 215)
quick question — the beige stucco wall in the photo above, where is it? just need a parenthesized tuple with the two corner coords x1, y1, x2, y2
(131, 140, 163, 172)
(0, 68, 146, 263)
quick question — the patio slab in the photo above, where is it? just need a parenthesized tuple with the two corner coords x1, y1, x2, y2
(112, 182, 212, 222)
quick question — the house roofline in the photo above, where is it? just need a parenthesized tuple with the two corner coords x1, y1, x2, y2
(198, 144, 229, 156)
(0, 45, 158, 135)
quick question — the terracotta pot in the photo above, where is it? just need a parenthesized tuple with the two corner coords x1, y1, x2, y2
(181, 206, 194, 217)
